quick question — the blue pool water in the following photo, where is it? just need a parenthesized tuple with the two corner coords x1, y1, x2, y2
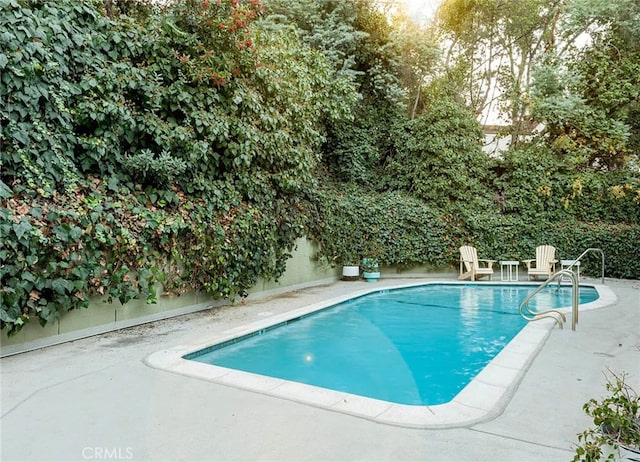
(186, 284, 598, 406)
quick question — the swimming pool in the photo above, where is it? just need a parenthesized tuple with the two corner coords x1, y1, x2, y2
(145, 281, 615, 428)
(185, 284, 597, 406)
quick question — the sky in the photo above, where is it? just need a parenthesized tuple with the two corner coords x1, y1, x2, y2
(400, 0, 443, 23)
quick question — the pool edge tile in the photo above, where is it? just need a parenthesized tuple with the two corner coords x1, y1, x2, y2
(330, 394, 394, 420)
(268, 380, 349, 407)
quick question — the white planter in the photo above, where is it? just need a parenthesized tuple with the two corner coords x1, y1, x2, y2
(342, 266, 360, 280)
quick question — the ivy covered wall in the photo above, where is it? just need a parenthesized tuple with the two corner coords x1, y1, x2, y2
(1, 0, 638, 339)
(0, 0, 353, 335)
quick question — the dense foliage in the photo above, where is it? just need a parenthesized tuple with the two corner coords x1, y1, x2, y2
(0, 0, 353, 335)
(308, 182, 640, 280)
(1, 0, 638, 336)
(381, 96, 491, 207)
(307, 185, 456, 268)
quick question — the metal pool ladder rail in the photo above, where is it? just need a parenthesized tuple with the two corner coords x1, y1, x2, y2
(560, 248, 605, 284)
(519, 248, 605, 331)
(519, 270, 578, 330)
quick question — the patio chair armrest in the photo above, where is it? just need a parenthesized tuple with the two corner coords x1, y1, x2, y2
(521, 259, 534, 269)
(478, 259, 496, 268)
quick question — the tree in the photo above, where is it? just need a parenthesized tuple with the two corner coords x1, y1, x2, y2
(260, 0, 367, 85)
(260, 0, 416, 185)
(530, 0, 640, 170)
(436, 0, 563, 144)
(390, 15, 441, 119)
(381, 96, 491, 208)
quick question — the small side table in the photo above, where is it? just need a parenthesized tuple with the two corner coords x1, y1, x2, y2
(499, 261, 519, 281)
(561, 260, 581, 282)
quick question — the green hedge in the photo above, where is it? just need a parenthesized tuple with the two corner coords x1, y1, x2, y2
(307, 185, 456, 268)
(308, 185, 640, 279)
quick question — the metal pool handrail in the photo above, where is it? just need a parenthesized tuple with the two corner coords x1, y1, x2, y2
(561, 248, 605, 284)
(519, 269, 579, 330)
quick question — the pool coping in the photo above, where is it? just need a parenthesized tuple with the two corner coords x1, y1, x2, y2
(144, 281, 616, 429)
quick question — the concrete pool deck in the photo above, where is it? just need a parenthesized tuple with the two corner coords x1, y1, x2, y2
(1, 276, 639, 461)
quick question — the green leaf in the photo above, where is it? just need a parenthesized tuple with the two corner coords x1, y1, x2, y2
(22, 271, 36, 282)
(69, 226, 83, 241)
(12, 130, 29, 145)
(107, 176, 119, 191)
(0, 180, 12, 199)
(25, 254, 38, 265)
(51, 278, 70, 294)
(13, 220, 32, 240)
